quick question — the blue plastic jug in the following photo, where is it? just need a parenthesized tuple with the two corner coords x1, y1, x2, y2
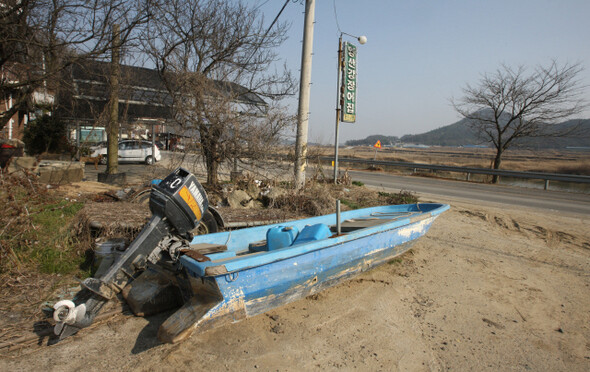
(266, 226, 299, 251)
(293, 224, 331, 245)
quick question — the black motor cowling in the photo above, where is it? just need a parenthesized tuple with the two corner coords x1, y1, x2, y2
(150, 168, 209, 236)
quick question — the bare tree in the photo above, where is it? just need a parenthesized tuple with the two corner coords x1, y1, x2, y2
(452, 61, 587, 182)
(228, 102, 296, 177)
(142, 0, 295, 185)
(0, 0, 150, 130)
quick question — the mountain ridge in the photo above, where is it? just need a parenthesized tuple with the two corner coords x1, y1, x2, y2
(346, 118, 590, 148)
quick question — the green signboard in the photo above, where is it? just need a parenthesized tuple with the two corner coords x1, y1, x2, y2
(341, 42, 358, 123)
(80, 126, 105, 143)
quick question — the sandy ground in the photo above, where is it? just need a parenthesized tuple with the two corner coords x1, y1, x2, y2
(0, 196, 588, 371)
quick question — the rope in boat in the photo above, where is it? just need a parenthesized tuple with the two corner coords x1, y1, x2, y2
(224, 230, 232, 246)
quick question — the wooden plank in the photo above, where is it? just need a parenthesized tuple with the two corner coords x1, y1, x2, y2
(335, 218, 394, 233)
(189, 243, 227, 254)
(158, 297, 219, 344)
(205, 265, 229, 276)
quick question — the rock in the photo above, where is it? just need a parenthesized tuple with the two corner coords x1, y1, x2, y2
(262, 187, 287, 206)
(244, 183, 260, 199)
(226, 189, 252, 208)
(221, 184, 234, 196)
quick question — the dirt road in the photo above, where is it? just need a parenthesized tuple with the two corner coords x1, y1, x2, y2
(1, 198, 588, 371)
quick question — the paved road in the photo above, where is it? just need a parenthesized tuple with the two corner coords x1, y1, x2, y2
(349, 170, 590, 216)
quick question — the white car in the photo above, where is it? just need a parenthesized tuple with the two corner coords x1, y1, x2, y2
(91, 140, 162, 165)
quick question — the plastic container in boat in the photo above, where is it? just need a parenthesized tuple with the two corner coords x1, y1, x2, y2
(293, 224, 331, 245)
(266, 226, 299, 251)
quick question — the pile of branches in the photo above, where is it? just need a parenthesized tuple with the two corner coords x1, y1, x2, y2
(72, 202, 151, 244)
(272, 184, 337, 216)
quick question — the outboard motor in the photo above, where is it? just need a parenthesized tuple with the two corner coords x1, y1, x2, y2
(53, 168, 208, 341)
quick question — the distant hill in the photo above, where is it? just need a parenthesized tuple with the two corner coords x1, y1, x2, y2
(516, 119, 590, 149)
(345, 135, 399, 147)
(401, 118, 479, 146)
(347, 118, 590, 148)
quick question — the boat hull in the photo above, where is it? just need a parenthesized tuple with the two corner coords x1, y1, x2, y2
(157, 204, 447, 343)
(227, 216, 434, 318)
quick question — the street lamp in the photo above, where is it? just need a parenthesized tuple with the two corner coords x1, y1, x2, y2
(333, 32, 366, 183)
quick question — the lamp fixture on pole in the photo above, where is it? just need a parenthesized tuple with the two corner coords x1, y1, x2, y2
(333, 33, 366, 183)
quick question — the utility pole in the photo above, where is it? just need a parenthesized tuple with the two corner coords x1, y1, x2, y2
(107, 24, 120, 175)
(293, 0, 315, 189)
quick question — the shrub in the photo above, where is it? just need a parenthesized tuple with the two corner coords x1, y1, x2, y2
(340, 199, 361, 210)
(378, 190, 418, 205)
(23, 115, 69, 155)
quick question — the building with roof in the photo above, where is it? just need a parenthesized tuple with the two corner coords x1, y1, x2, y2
(1, 61, 54, 141)
(58, 61, 268, 148)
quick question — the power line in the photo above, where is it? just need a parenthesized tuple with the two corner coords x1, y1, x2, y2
(333, 0, 342, 33)
(244, 0, 291, 66)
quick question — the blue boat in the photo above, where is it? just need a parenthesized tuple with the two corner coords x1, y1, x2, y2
(52, 168, 449, 344)
(153, 203, 449, 343)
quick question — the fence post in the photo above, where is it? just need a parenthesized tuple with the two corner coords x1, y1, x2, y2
(544, 179, 549, 190)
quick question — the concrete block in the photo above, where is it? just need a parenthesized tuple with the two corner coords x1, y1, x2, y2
(37, 161, 85, 184)
(98, 172, 127, 185)
(6, 156, 37, 173)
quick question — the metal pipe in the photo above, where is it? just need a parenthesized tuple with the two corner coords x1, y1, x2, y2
(333, 35, 343, 184)
(336, 199, 341, 235)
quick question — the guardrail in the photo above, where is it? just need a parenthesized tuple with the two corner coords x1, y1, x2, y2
(319, 157, 590, 190)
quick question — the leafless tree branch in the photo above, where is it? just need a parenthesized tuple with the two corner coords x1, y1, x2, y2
(141, 0, 295, 185)
(451, 60, 588, 182)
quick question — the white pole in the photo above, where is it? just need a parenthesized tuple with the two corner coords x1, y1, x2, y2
(294, 0, 315, 189)
(333, 35, 343, 183)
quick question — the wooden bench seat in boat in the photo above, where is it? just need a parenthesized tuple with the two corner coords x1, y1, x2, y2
(204, 251, 236, 261)
(332, 218, 395, 233)
(189, 243, 227, 254)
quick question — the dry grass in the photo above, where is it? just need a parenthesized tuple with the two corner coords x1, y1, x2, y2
(273, 184, 337, 216)
(269, 181, 418, 216)
(0, 172, 89, 349)
(296, 146, 590, 176)
(549, 162, 590, 175)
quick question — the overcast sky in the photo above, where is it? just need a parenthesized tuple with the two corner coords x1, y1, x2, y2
(259, 0, 590, 144)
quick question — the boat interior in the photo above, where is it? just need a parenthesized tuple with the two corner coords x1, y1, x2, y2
(185, 210, 425, 265)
